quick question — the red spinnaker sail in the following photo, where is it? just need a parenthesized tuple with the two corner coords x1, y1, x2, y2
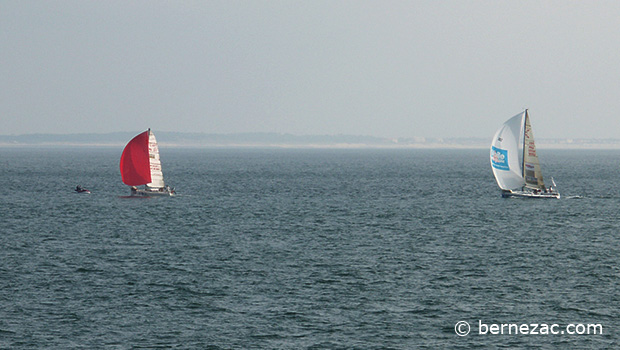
(120, 131, 151, 186)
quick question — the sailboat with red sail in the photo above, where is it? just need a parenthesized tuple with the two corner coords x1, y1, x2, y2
(120, 129, 174, 196)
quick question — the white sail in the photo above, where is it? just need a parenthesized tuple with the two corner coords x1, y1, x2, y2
(490, 112, 526, 190)
(522, 111, 545, 189)
(146, 130, 165, 189)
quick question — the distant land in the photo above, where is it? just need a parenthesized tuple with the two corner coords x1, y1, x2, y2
(2, 132, 620, 149)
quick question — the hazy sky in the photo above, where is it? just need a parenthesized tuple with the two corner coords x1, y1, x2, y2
(2, 1, 620, 139)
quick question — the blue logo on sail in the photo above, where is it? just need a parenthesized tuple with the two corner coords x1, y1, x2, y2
(491, 146, 509, 171)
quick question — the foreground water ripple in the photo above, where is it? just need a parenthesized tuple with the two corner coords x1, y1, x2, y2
(0, 148, 618, 349)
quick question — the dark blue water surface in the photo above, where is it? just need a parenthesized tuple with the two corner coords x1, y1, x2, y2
(0, 147, 618, 349)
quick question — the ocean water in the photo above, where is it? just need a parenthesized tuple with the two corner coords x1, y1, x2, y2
(0, 147, 619, 349)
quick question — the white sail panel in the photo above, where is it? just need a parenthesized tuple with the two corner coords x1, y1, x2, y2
(146, 130, 165, 189)
(522, 111, 545, 189)
(490, 112, 526, 190)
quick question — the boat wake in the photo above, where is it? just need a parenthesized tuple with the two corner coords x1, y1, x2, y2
(564, 195, 583, 199)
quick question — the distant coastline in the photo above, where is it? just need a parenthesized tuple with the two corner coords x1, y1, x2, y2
(2, 132, 620, 149)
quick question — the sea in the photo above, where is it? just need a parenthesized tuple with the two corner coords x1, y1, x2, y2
(0, 147, 618, 349)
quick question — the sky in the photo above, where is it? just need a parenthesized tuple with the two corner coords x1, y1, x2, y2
(2, 1, 620, 139)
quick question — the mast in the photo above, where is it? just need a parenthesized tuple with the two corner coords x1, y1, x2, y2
(521, 109, 527, 180)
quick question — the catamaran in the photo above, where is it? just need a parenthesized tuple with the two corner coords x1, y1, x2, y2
(490, 110, 559, 199)
(120, 129, 175, 196)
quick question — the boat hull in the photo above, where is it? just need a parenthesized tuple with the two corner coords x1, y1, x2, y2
(130, 187, 174, 197)
(501, 190, 560, 199)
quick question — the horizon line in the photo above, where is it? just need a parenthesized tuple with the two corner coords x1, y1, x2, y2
(3, 131, 620, 141)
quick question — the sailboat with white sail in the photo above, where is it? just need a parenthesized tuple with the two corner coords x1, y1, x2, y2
(490, 110, 559, 199)
(120, 129, 175, 196)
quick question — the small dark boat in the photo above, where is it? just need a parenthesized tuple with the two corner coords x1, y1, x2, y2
(75, 185, 91, 194)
